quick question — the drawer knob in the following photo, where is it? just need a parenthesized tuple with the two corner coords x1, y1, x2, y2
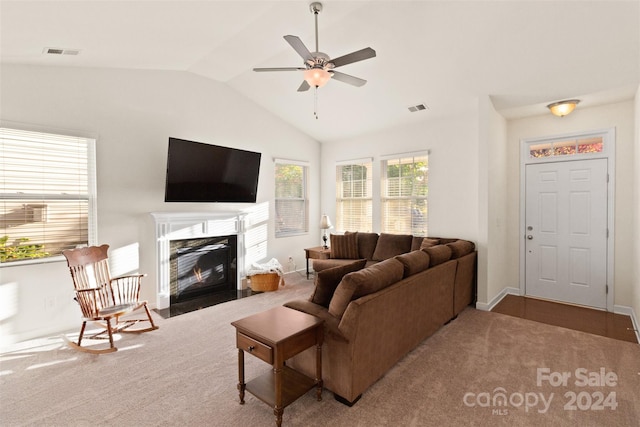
(247, 345, 255, 352)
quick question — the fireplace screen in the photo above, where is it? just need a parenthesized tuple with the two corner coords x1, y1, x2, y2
(170, 235, 237, 303)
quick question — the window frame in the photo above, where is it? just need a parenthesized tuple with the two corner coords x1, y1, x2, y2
(274, 158, 309, 238)
(0, 127, 97, 266)
(380, 151, 429, 236)
(335, 158, 373, 232)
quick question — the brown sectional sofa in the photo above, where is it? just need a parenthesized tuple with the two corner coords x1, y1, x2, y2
(284, 233, 477, 405)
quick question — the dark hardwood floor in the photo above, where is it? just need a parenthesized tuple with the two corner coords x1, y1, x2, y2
(492, 295, 638, 344)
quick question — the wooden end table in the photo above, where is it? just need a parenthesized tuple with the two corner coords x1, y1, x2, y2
(231, 306, 324, 427)
(304, 246, 331, 279)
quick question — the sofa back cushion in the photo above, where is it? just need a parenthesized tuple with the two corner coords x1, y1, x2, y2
(446, 240, 475, 259)
(309, 259, 367, 308)
(328, 258, 404, 318)
(371, 233, 414, 261)
(330, 233, 359, 259)
(395, 250, 430, 278)
(356, 232, 379, 260)
(423, 244, 452, 266)
(420, 238, 440, 249)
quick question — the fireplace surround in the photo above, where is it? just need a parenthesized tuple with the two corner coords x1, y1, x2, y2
(151, 211, 248, 311)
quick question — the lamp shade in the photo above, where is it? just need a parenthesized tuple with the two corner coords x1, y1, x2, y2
(547, 99, 580, 117)
(304, 68, 332, 88)
(320, 214, 332, 230)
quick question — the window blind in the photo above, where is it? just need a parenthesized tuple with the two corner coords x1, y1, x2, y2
(274, 162, 308, 237)
(381, 153, 428, 236)
(335, 161, 373, 232)
(0, 128, 96, 263)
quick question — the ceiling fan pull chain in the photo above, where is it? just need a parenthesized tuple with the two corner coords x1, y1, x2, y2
(314, 86, 319, 119)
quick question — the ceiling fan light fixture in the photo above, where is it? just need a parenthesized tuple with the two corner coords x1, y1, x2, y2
(547, 99, 580, 117)
(304, 68, 332, 88)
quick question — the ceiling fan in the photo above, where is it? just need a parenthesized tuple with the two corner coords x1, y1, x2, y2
(253, 2, 376, 92)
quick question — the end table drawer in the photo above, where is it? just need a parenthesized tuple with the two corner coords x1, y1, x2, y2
(237, 333, 273, 364)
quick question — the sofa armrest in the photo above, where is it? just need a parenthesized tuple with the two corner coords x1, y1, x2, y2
(283, 299, 347, 342)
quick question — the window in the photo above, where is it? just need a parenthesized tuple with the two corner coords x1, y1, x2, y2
(0, 128, 97, 264)
(529, 136, 604, 158)
(381, 153, 428, 236)
(274, 160, 308, 237)
(336, 159, 373, 232)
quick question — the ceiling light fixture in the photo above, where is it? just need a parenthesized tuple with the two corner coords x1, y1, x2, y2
(547, 99, 580, 117)
(303, 67, 332, 88)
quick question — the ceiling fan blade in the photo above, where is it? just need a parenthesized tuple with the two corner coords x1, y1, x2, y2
(253, 67, 306, 72)
(297, 81, 311, 92)
(284, 35, 314, 62)
(329, 71, 367, 87)
(330, 47, 376, 68)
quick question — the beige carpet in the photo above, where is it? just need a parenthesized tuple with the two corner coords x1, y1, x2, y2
(1, 273, 639, 426)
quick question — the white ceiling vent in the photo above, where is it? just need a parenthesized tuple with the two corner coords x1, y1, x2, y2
(408, 103, 429, 113)
(43, 47, 80, 56)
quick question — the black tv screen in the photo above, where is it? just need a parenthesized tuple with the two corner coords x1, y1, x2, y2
(164, 137, 261, 203)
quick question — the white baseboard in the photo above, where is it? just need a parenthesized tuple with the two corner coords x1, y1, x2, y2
(475, 287, 521, 311)
(613, 305, 640, 344)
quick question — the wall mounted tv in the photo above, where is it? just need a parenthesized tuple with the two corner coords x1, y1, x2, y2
(164, 137, 261, 203)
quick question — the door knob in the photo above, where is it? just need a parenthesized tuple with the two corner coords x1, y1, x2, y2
(527, 235, 533, 240)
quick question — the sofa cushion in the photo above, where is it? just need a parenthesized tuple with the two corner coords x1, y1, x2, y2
(371, 233, 414, 261)
(330, 233, 359, 259)
(410, 236, 423, 251)
(395, 250, 430, 278)
(328, 258, 404, 318)
(420, 238, 440, 249)
(446, 240, 475, 259)
(423, 244, 452, 266)
(355, 232, 379, 260)
(309, 259, 367, 308)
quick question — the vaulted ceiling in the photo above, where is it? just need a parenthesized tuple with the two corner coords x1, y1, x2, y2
(1, 0, 638, 142)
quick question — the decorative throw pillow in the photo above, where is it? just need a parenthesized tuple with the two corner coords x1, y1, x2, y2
(395, 250, 430, 278)
(330, 233, 359, 259)
(420, 238, 440, 250)
(309, 259, 367, 308)
(423, 245, 453, 266)
(446, 240, 475, 259)
(371, 233, 413, 261)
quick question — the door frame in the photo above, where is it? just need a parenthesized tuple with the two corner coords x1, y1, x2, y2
(519, 128, 616, 311)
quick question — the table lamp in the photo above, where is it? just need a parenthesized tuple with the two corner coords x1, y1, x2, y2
(320, 214, 333, 249)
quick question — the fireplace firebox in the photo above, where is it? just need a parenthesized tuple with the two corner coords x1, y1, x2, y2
(169, 235, 237, 305)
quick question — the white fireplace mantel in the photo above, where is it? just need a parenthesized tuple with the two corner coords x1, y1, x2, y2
(150, 211, 247, 310)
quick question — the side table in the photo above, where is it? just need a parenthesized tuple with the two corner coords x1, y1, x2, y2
(304, 246, 331, 279)
(231, 306, 324, 427)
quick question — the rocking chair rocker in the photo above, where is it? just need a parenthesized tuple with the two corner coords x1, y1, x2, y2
(62, 244, 158, 354)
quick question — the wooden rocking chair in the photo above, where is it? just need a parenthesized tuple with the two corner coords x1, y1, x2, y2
(62, 244, 158, 354)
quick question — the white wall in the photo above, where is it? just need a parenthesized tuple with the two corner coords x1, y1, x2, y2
(0, 64, 320, 345)
(477, 97, 510, 305)
(633, 87, 640, 330)
(506, 99, 637, 310)
(320, 111, 480, 241)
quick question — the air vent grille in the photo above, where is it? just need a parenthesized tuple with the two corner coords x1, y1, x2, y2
(408, 103, 429, 113)
(43, 47, 81, 56)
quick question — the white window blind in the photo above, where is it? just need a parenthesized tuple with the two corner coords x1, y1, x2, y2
(0, 128, 97, 264)
(335, 160, 373, 232)
(274, 160, 308, 237)
(381, 153, 428, 236)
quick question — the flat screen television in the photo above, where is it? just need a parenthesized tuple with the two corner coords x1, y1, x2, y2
(164, 137, 261, 203)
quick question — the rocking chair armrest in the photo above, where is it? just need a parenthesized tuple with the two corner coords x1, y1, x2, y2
(110, 274, 146, 304)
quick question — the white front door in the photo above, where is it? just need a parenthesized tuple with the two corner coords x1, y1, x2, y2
(525, 159, 608, 308)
